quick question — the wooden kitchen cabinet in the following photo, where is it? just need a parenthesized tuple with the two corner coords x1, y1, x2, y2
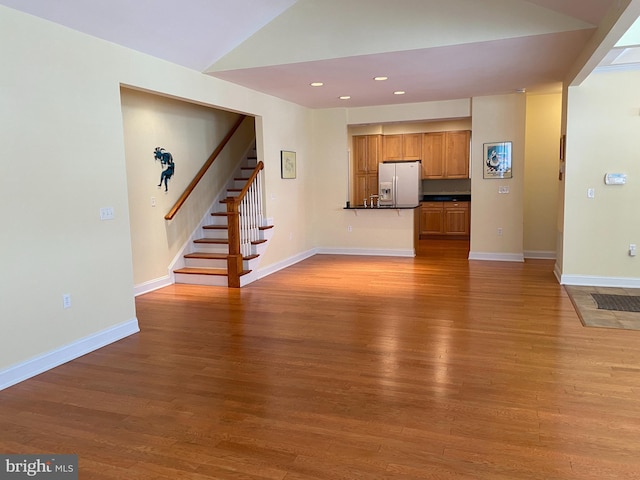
(422, 132, 445, 178)
(420, 202, 445, 235)
(383, 133, 422, 162)
(444, 201, 470, 235)
(422, 130, 470, 179)
(352, 135, 382, 206)
(420, 201, 470, 237)
(445, 130, 471, 178)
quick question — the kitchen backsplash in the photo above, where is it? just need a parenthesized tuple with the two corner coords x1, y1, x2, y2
(422, 178, 471, 194)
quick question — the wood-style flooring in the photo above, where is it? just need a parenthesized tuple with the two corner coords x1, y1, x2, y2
(2, 239, 640, 479)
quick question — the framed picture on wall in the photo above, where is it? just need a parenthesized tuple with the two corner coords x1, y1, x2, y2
(483, 141, 512, 179)
(281, 150, 296, 179)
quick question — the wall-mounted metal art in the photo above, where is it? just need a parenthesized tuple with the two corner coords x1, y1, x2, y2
(154, 147, 175, 191)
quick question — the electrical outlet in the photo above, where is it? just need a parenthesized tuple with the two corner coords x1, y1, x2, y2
(630, 244, 637, 257)
(587, 188, 595, 199)
(62, 294, 71, 309)
(498, 186, 510, 194)
(497, 228, 503, 236)
(347, 225, 352, 232)
(151, 197, 156, 207)
(100, 207, 114, 220)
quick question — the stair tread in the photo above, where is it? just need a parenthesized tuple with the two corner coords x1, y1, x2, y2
(184, 252, 228, 260)
(185, 252, 260, 261)
(174, 267, 228, 276)
(203, 225, 228, 230)
(259, 225, 274, 230)
(194, 238, 229, 244)
(174, 267, 252, 277)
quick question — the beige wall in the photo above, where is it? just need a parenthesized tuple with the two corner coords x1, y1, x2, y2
(561, 69, 640, 284)
(524, 93, 561, 256)
(470, 94, 526, 260)
(121, 88, 255, 286)
(0, 6, 312, 375)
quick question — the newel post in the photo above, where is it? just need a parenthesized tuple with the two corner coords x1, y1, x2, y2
(226, 199, 243, 288)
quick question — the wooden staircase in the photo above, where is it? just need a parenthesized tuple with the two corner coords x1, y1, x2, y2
(172, 149, 273, 288)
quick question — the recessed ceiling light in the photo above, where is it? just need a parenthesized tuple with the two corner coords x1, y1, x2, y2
(339, 96, 351, 100)
(310, 82, 324, 87)
(516, 88, 526, 94)
(374, 76, 388, 81)
(393, 91, 406, 95)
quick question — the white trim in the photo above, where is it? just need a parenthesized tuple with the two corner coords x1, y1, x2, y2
(468, 251, 524, 262)
(316, 247, 416, 257)
(134, 275, 172, 296)
(245, 249, 317, 285)
(559, 274, 640, 288)
(594, 63, 640, 74)
(523, 250, 556, 260)
(554, 262, 562, 284)
(0, 318, 140, 391)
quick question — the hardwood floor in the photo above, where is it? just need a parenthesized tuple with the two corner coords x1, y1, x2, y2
(2, 239, 640, 479)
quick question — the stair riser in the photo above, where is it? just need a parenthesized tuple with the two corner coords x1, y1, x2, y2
(193, 243, 229, 254)
(245, 158, 257, 168)
(185, 258, 227, 269)
(208, 217, 229, 227)
(175, 273, 228, 287)
(201, 230, 229, 240)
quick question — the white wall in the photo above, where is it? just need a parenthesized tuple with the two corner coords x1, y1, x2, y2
(560, 68, 640, 285)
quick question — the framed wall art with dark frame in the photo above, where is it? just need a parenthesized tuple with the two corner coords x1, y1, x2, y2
(483, 141, 512, 179)
(281, 150, 296, 179)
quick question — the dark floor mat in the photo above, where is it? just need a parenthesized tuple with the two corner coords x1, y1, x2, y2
(592, 294, 640, 312)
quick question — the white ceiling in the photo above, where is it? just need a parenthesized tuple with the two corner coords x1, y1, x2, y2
(2, 0, 639, 109)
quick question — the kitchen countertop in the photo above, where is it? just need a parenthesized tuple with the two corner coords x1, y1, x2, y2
(422, 194, 471, 202)
(344, 205, 419, 210)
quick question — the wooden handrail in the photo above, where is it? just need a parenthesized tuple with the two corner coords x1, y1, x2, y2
(226, 161, 264, 288)
(228, 161, 264, 207)
(165, 114, 247, 220)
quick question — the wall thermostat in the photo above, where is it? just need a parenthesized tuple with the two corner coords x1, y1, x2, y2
(604, 173, 627, 185)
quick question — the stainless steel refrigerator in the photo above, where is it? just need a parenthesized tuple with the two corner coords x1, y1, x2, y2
(378, 161, 421, 207)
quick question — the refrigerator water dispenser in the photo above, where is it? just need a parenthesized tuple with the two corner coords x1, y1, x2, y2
(379, 182, 393, 201)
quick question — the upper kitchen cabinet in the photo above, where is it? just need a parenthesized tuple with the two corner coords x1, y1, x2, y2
(445, 130, 471, 178)
(352, 134, 382, 206)
(422, 132, 445, 178)
(422, 130, 470, 179)
(383, 133, 422, 162)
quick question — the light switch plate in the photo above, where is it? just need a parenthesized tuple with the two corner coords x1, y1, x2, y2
(100, 207, 114, 220)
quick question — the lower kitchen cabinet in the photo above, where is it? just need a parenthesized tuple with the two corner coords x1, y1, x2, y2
(420, 201, 470, 237)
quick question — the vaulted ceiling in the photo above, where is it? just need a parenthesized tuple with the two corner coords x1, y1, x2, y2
(2, 0, 639, 108)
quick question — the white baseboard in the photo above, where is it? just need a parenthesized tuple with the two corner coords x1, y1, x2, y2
(316, 247, 416, 257)
(524, 250, 556, 260)
(559, 274, 640, 288)
(250, 249, 317, 284)
(0, 318, 140, 391)
(468, 251, 524, 262)
(134, 275, 173, 296)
